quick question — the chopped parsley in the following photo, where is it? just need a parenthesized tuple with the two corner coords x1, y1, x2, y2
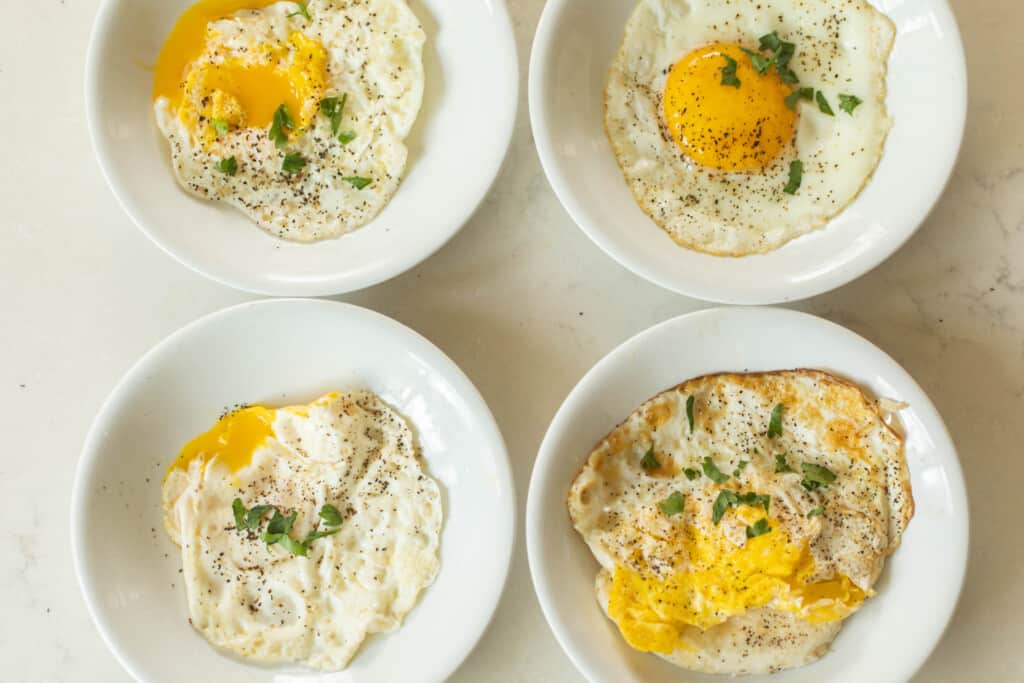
(756, 31, 798, 83)
(282, 152, 307, 175)
(741, 47, 773, 75)
(319, 503, 343, 527)
(784, 160, 803, 195)
(640, 445, 659, 470)
(839, 94, 863, 115)
(210, 118, 229, 136)
(774, 453, 795, 473)
(215, 156, 238, 176)
(733, 460, 750, 477)
(768, 403, 784, 437)
(746, 518, 772, 538)
(720, 54, 741, 88)
(659, 491, 686, 516)
(784, 87, 814, 110)
(713, 490, 771, 524)
(800, 462, 836, 491)
(816, 90, 835, 116)
(807, 505, 825, 518)
(269, 103, 295, 149)
(343, 176, 372, 189)
(338, 131, 357, 144)
(712, 490, 738, 524)
(287, 1, 312, 20)
(683, 468, 700, 481)
(231, 499, 344, 557)
(702, 456, 730, 484)
(686, 395, 695, 433)
(320, 94, 347, 136)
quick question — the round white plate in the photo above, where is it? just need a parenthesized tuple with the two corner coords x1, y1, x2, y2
(72, 299, 515, 682)
(529, 0, 966, 304)
(527, 307, 968, 683)
(85, 0, 517, 296)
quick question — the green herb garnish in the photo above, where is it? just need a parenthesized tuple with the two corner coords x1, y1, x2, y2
(816, 90, 835, 116)
(304, 526, 342, 543)
(759, 31, 783, 52)
(800, 462, 836, 490)
(737, 491, 770, 513)
(733, 460, 750, 477)
(712, 490, 739, 524)
(338, 131, 356, 144)
(282, 152, 307, 175)
(783, 160, 803, 195)
(659, 491, 686, 516)
(746, 518, 772, 538)
(807, 505, 825, 518)
(774, 453, 795, 473)
(319, 503, 343, 527)
(768, 403, 784, 437)
(343, 176, 372, 189)
(756, 32, 798, 83)
(640, 445, 659, 470)
(720, 54, 741, 88)
(320, 94, 347, 136)
(741, 47, 774, 75)
(277, 534, 308, 556)
(211, 118, 229, 136)
(838, 94, 863, 115)
(215, 156, 238, 176)
(784, 87, 814, 111)
(245, 504, 274, 530)
(269, 104, 295, 149)
(683, 468, 700, 481)
(702, 456, 730, 484)
(686, 395, 695, 433)
(232, 498, 246, 529)
(287, 1, 312, 20)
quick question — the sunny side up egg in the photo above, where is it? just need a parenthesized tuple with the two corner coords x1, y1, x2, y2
(152, 0, 424, 241)
(161, 391, 443, 670)
(605, 0, 896, 255)
(568, 370, 913, 674)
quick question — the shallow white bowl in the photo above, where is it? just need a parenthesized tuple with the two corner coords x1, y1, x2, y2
(72, 299, 515, 682)
(529, 0, 966, 304)
(85, 0, 517, 296)
(527, 307, 968, 683)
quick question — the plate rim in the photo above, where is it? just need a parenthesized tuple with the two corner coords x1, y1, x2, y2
(527, 0, 968, 304)
(84, 0, 519, 297)
(70, 297, 517, 682)
(526, 306, 969, 682)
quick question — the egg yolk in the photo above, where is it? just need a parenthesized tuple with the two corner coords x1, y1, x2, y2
(663, 43, 797, 172)
(153, 0, 328, 147)
(166, 392, 339, 477)
(608, 508, 866, 655)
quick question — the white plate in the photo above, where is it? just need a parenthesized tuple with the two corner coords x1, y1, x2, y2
(71, 299, 515, 682)
(85, 0, 517, 296)
(529, 0, 966, 304)
(527, 307, 968, 683)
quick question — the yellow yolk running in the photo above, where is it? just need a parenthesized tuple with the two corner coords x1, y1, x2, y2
(153, 0, 328, 147)
(608, 508, 866, 655)
(167, 405, 276, 476)
(663, 43, 797, 172)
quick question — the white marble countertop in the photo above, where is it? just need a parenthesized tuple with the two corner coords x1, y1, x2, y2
(1, 0, 1021, 681)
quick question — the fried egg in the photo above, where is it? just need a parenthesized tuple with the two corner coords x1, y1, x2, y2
(605, 0, 895, 255)
(153, 0, 424, 241)
(568, 370, 913, 674)
(161, 391, 442, 670)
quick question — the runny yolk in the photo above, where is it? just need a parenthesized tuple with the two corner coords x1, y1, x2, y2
(152, 0, 328, 145)
(663, 43, 798, 172)
(607, 508, 866, 655)
(167, 405, 277, 476)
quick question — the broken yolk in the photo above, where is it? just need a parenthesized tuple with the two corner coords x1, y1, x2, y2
(663, 43, 797, 172)
(153, 0, 328, 147)
(607, 508, 866, 655)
